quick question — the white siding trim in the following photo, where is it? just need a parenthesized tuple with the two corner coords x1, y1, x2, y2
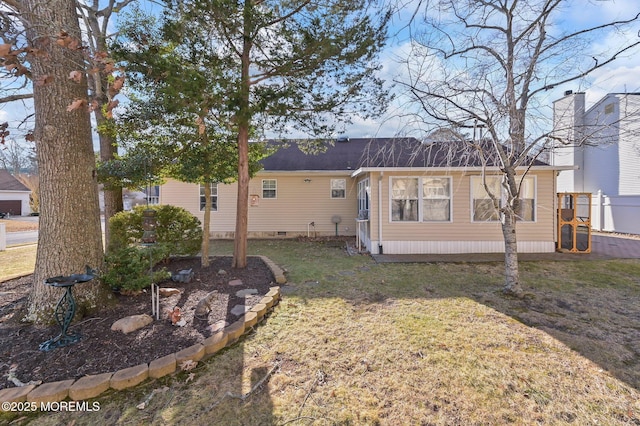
(370, 240, 555, 254)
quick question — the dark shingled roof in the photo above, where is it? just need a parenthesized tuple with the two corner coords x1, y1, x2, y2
(0, 169, 29, 191)
(260, 138, 547, 171)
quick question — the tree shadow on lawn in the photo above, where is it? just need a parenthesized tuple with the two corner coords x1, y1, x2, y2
(14, 242, 639, 424)
(288, 256, 640, 392)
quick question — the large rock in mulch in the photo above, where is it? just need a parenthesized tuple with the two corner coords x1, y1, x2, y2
(236, 288, 258, 297)
(228, 279, 243, 286)
(159, 287, 181, 297)
(230, 304, 249, 316)
(111, 314, 154, 334)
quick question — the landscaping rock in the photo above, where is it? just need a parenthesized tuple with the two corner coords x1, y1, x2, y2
(159, 288, 181, 297)
(110, 364, 149, 390)
(208, 320, 228, 334)
(148, 353, 176, 379)
(230, 304, 249, 316)
(27, 379, 75, 403)
(228, 279, 243, 286)
(171, 269, 194, 283)
(0, 385, 36, 405)
(203, 331, 228, 356)
(111, 314, 154, 334)
(69, 373, 113, 401)
(236, 288, 258, 297)
(175, 344, 205, 365)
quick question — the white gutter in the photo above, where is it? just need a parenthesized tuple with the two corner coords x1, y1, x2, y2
(351, 165, 578, 178)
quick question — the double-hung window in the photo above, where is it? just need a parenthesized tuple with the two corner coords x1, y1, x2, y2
(423, 177, 451, 221)
(391, 178, 419, 221)
(471, 176, 501, 221)
(262, 179, 277, 199)
(331, 179, 346, 199)
(391, 177, 452, 222)
(199, 183, 218, 211)
(471, 175, 536, 222)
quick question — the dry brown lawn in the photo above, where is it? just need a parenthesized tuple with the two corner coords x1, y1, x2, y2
(5, 239, 640, 425)
(0, 218, 38, 233)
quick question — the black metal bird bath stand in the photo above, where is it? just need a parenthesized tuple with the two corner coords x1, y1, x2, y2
(39, 271, 95, 352)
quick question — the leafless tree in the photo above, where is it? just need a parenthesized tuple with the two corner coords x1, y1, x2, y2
(399, 0, 640, 294)
(0, 138, 29, 172)
(77, 0, 136, 248)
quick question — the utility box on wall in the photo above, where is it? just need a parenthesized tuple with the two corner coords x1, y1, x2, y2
(557, 192, 591, 253)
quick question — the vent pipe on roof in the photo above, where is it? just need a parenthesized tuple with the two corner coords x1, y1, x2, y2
(564, 90, 573, 96)
(336, 136, 350, 143)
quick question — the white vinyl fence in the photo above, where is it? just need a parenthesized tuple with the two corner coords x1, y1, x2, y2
(591, 190, 640, 235)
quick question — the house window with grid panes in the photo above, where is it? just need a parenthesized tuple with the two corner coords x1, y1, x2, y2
(199, 183, 218, 211)
(262, 179, 277, 199)
(471, 175, 536, 222)
(331, 179, 346, 198)
(422, 177, 451, 221)
(391, 178, 419, 221)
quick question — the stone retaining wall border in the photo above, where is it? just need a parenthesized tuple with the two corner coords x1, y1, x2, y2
(0, 255, 285, 409)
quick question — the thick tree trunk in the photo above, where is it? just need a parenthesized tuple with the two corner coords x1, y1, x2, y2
(201, 181, 211, 267)
(501, 209, 522, 296)
(232, 0, 252, 269)
(233, 125, 250, 269)
(23, 0, 108, 322)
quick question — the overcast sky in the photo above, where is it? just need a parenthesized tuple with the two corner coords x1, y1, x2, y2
(1, 0, 639, 145)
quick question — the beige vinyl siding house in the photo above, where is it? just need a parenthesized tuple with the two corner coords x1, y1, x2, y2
(159, 138, 568, 254)
(160, 173, 358, 238)
(353, 169, 558, 254)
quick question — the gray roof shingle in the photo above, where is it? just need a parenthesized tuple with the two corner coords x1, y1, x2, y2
(0, 169, 30, 191)
(260, 137, 547, 171)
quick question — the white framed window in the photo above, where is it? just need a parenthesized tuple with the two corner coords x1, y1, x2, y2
(471, 175, 536, 222)
(516, 176, 536, 221)
(423, 177, 451, 221)
(262, 179, 277, 199)
(357, 178, 370, 219)
(199, 183, 218, 211)
(331, 178, 346, 199)
(390, 177, 453, 222)
(471, 176, 501, 222)
(391, 177, 419, 221)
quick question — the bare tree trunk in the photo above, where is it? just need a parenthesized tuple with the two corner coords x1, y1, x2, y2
(501, 209, 522, 296)
(232, 0, 252, 269)
(96, 116, 123, 250)
(23, 0, 108, 322)
(201, 181, 211, 267)
(233, 125, 250, 269)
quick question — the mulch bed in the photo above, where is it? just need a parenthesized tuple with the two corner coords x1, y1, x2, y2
(0, 256, 276, 389)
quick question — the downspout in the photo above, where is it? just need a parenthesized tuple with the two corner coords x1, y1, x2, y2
(378, 172, 383, 254)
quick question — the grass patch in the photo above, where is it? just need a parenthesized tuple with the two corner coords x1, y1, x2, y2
(0, 245, 36, 281)
(0, 219, 38, 232)
(7, 239, 640, 425)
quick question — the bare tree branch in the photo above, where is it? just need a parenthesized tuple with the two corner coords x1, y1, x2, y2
(0, 92, 32, 103)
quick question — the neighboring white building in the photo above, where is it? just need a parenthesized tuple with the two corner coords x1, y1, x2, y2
(0, 169, 31, 216)
(551, 91, 640, 234)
